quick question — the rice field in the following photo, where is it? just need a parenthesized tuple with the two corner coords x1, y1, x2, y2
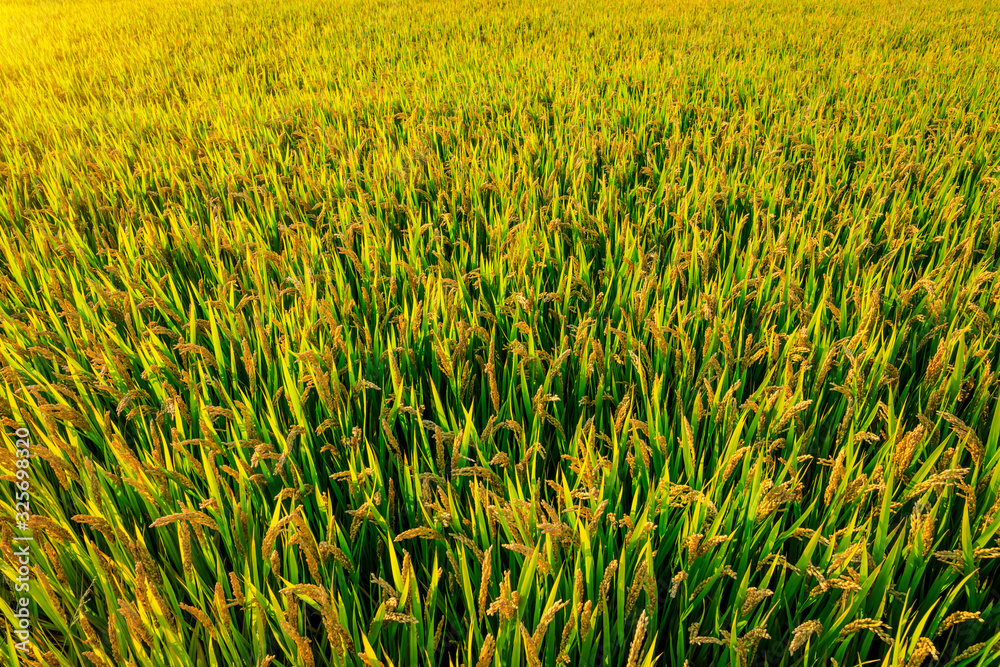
(1, 0, 1000, 665)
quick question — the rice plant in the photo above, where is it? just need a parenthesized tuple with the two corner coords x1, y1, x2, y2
(1, 0, 999, 665)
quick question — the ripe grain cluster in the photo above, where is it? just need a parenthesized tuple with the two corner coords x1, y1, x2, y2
(1, 0, 999, 665)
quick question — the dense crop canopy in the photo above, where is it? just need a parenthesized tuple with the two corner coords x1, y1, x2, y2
(1, 0, 1000, 665)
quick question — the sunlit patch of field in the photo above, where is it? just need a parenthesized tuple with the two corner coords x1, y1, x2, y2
(1, 0, 1000, 665)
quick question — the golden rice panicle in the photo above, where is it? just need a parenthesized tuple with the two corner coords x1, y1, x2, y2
(135, 560, 151, 610)
(669, 570, 687, 599)
(626, 610, 649, 667)
(599, 560, 619, 608)
(322, 596, 352, 657)
(839, 618, 895, 645)
(433, 616, 445, 651)
(532, 599, 570, 646)
(229, 572, 245, 606)
(82, 651, 112, 667)
(179, 602, 215, 637)
(893, 424, 925, 476)
(43, 541, 70, 589)
(78, 611, 101, 651)
(580, 600, 594, 638)
(278, 615, 315, 667)
(478, 545, 493, 617)
(519, 622, 542, 667)
(740, 587, 773, 616)
(825, 449, 846, 505)
(937, 410, 984, 465)
(283, 589, 299, 628)
(270, 550, 281, 578)
(180, 522, 193, 577)
(384, 611, 419, 624)
(106, 597, 123, 664)
(722, 446, 750, 483)
(261, 512, 298, 559)
(291, 512, 322, 581)
(685, 533, 703, 560)
(952, 643, 987, 661)
(736, 626, 770, 666)
(486, 570, 520, 620)
(789, 620, 822, 653)
(626, 570, 644, 614)
(487, 335, 500, 414)
(329, 544, 354, 573)
(573, 566, 584, 606)
(559, 606, 575, 656)
(688, 621, 726, 646)
(401, 548, 413, 589)
(394, 526, 445, 542)
(214, 581, 229, 627)
(840, 618, 885, 636)
(935, 611, 983, 636)
(641, 566, 659, 610)
(35, 565, 66, 626)
(117, 599, 150, 646)
(924, 339, 947, 384)
(904, 637, 938, 667)
(922, 511, 935, 559)
(476, 633, 496, 667)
